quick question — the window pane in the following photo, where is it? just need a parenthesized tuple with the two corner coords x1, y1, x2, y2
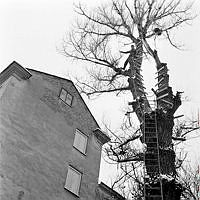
(73, 130, 87, 154)
(64, 166, 81, 195)
(60, 88, 67, 101)
(64, 167, 73, 191)
(65, 93, 73, 105)
(72, 170, 81, 195)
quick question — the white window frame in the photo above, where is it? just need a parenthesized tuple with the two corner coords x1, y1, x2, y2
(73, 129, 88, 155)
(64, 165, 82, 196)
(59, 88, 73, 106)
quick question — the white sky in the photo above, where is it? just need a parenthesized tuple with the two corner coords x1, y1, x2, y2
(0, 0, 200, 186)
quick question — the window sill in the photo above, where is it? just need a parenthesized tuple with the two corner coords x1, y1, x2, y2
(64, 187, 80, 198)
(59, 98, 72, 107)
(73, 146, 87, 157)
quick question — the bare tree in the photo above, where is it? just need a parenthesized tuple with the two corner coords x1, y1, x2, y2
(179, 164, 200, 199)
(61, 0, 197, 199)
(62, 0, 194, 97)
(106, 152, 200, 200)
(102, 117, 199, 199)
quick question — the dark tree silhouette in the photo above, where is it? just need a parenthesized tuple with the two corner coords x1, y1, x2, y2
(61, 0, 198, 199)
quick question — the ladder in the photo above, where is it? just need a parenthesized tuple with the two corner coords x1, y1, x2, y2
(144, 112, 164, 200)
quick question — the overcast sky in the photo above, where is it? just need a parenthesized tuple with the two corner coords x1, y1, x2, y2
(0, 0, 200, 186)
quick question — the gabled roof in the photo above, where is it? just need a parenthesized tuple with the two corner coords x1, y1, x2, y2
(0, 61, 110, 144)
(26, 67, 101, 127)
(0, 61, 32, 85)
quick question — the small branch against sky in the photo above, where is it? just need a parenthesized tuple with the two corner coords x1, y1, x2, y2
(61, 0, 195, 98)
(61, 0, 198, 199)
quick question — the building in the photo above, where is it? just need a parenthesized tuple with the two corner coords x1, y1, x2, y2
(96, 182, 126, 200)
(0, 61, 111, 200)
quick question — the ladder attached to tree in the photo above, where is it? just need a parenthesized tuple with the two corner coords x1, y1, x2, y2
(144, 112, 164, 200)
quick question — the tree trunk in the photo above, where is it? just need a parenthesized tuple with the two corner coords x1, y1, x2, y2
(144, 110, 184, 200)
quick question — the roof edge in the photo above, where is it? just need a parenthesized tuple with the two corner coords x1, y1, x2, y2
(26, 68, 100, 129)
(98, 182, 126, 200)
(93, 128, 110, 145)
(0, 61, 32, 85)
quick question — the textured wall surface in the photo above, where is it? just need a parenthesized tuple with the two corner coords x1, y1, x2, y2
(0, 71, 102, 200)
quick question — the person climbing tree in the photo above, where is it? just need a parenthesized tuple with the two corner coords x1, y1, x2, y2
(120, 45, 136, 69)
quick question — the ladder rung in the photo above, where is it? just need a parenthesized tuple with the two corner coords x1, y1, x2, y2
(145, 127, 156, 130)
(155, 70, 168, 79)
(146, 150, 158, 154)
(137, 87, 147, 93)
(145, 138, 157, 143)
(156, 66, 166, 73)
(146, 146, 158, 150)
(156, 86, 169, 94)
(144, 118, 156, 121)
(146, 164, 159, 167)
(145, 120, 156, 123)
(145, 134, 157, 137)
(145, 123, 156, 126)
(138, 87, 144, 92)
(134, 75, 144, 81)
(145, 154, 159, 157)
(135, 72, 143, 77)
(146, 160, 159, 167)
(146, 172, 159, 176)
(145, 141, 157, 147)
(145, 124, 156, 126)
(157, 65, 167, 73)
(133, 66, 141, 71)
(147, 147, 158, 149)
(145, 130, 157, 134)
(146, 192, 161, 196)
(145, 136, 157, 139)
(147, 170, 160, 173)
(145, 159, 159, 162)
(145, 128, 156, 130)
(145, 132, 157, 136)
(138, 85, 146, 90)
(134, 79, 144, 85)
(145, 117, 156, 120)
(145, 155, 158, 158)
(146, 188, 161, 192)
(145, 161, 159, 165)
(158, 82, 169, 89)
(146, 142, 158, 144)
(146, 195, 162, 197)
(145, 127, 156, 129)
(156, 93, 168, 100)
(145, 116, 156, 119)
(145, 195, 162, 199)
(146, 144, 158, 148)
(155, 77, 165, 86)
(145, 125, 156, 128)
(145, 122, 156, 125)
(159, 99, 174, 106)
(145, 185, 161, 188)
(145, 149, 159, 153)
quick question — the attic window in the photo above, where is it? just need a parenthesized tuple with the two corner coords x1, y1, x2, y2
(59, 88, 73, 106)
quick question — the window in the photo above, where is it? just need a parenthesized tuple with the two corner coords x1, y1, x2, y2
(73, 129, 88, 154)
(59, 88, 73, 106)
(64, 166, 82, 196)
